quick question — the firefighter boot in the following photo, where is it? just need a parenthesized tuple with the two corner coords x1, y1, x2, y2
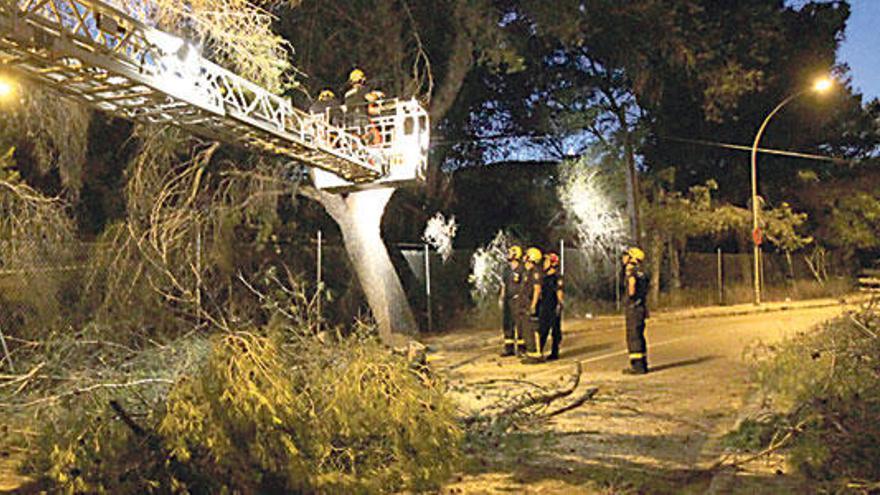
(622, 357, 648, 375)
(500, 340, 515, 357)
(547, 341, 560, 361)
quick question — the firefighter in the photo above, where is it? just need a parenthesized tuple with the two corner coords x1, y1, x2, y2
(622, 247, 649, 375)
(309, 89, 341, 145)
(539, 251, 564, 360)
(309, 89, 338, 116)
(500, 245, 524, 357)
(363, 89, 386, 146)
(519, 247, 544, 364)
(343, 68, 371, 129)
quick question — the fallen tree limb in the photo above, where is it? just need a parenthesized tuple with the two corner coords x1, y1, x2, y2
(704, 417, 809, 474)
(0, 362, 45, 390)
(469, 378, 544, 389)
(109, 399, 148, 437)
(544, 387, 599, 418)
(0, 378, 173, 409)
(496, 362, 582, 417)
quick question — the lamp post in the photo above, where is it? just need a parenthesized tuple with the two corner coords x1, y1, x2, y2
(750, 77, 832, 305)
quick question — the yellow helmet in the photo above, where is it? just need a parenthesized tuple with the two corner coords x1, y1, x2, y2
(348, 68, 366, 84)
(508, 245, 523, 261)
(318, 89, 335, 101)
(525, 247, 543, 263)
(625, 247, 645, 263)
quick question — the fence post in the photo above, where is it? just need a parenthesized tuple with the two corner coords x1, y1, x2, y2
(316, 230, 323, 332)
(0, 327, 13, 373)
(424, 243, 433, 333)
(560, 239, 565, 276)
(717, 247, 723, 306)
(195, 217, 202, 328)
(759, 249, 765, 297)
(614, 258, 621, 312)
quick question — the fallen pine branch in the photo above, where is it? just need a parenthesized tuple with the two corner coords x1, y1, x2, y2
(469, 377, 544, 389)
(0, 362, 45, 391)
(0, 378, 173, 409)
(543, 386, 599, 418)
(496, 362, 582, 417)
(702, 417, 810, 476)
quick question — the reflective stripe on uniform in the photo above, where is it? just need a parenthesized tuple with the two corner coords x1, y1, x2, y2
(503, 338, 515, 344)
(516, 339, 526, 345)
(526, 351, 543, 358)
(629, 352, 645, 359)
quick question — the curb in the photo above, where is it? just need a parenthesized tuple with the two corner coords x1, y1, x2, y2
(648, 295, 867, 323)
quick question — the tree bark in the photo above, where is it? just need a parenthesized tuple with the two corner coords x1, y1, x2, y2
(669, 238, 682, 290)
(428, 7, 474, 123)
(302, 187, 417, 344)
(649, 231, 664, 306)
(622, 135, 641, 245)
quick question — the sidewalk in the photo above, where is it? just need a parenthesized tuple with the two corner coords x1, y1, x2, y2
(558, 294, 867, 334)
(649, 293, 867, 322)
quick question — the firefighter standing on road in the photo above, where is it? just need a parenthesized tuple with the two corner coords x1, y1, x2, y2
(500, 245, 525, 356)
(520, 247, 544, 364)
(539, 252, 564, 360)
(622, 247, 650, 375)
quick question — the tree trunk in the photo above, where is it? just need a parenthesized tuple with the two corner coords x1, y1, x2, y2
(669, 238, 682, 290)
(622, 133, 641, 245)
(649, 231, 664, 307)
(304, 187, 417, 344)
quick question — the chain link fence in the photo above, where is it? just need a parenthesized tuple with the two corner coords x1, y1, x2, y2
(1, 236, 856, 366)
(393, 246, 853, 329)
(0, 240, 98, 371)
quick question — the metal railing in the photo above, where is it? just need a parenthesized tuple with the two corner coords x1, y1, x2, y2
(0, 0, 389, 182)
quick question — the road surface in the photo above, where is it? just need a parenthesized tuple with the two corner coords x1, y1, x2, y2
(427, 302, 853, 494)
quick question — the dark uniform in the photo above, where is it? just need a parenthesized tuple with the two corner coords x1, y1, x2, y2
(624, 263, 649, 374)
(310, 97, 342, 126)
(502, 261, 524, 355)
(520, 264, 543, 359)
(538, 271, 564, 358)
(344, 83, 371, 129)
(309, 98, 333, 116)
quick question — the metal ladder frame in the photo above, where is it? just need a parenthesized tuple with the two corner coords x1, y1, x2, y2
(0, 0, 386, 182)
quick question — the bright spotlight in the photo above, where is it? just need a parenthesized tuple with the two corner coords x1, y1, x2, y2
(813, 77, 833, 93)
(0, 77, 14, 98)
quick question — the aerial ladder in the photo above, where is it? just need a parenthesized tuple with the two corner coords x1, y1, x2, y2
(0, 0, 429, 190)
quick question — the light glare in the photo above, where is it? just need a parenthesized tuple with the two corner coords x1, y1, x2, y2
(0, 78, 13, 98)
(813, 78, 833, 93)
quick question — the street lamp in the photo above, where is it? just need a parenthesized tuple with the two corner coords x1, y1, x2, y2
(0, 76, 14, 99)
(749, 77, 833, 305)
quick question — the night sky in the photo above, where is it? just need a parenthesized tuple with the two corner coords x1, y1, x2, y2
(839, 0, 880, 101)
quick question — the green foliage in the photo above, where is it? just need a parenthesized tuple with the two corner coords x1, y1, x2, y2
(763, 202, 813, 255)
(0, 87, 90, 194)
(721, 415, 785, 452)
(0, 146, 19, 183)
(826, 191, 880, 250)
(744, 305, 880, 487)
(26, 331, 462, 494)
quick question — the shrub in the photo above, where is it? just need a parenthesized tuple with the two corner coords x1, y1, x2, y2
(24, 330, 462, 494)
(744, 303, 880, 488)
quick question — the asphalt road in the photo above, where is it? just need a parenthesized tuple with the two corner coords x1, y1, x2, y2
(429, 302, 854, 494)
(430, 303, 849, 382)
